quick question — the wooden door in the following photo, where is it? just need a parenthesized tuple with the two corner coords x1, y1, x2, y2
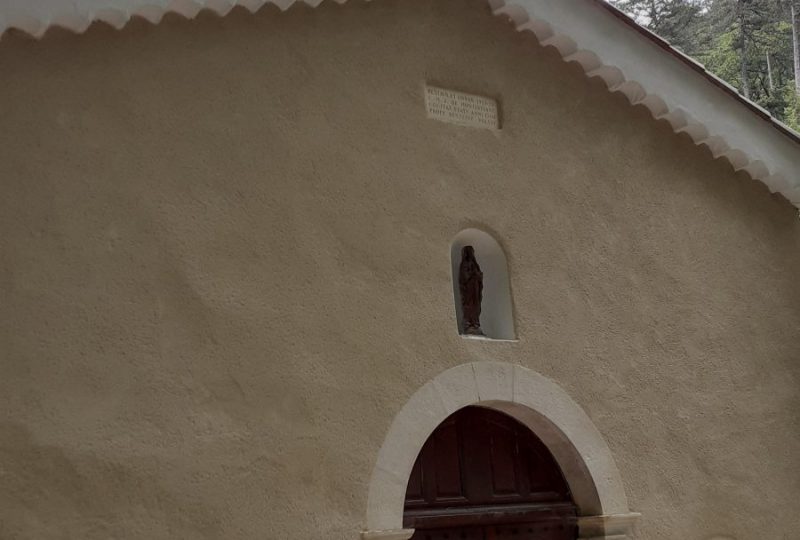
(407, 522, 576, 540)
(404, 407, 577, 540)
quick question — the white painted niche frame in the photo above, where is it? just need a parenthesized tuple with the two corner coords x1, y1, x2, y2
(451, 228, 516, 340)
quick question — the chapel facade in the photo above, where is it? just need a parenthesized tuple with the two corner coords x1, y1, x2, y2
(1, 1, 799, 539)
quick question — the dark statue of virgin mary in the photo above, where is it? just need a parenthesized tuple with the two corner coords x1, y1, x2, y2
(458, 245, 484, 336)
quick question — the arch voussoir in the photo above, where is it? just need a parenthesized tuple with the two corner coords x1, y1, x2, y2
(364, 362, 639, 539)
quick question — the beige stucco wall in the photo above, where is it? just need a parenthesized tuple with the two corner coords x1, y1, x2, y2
(1, 1, 799, 538)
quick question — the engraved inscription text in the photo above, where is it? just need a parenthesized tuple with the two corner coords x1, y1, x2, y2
(424, 86, 500, 130)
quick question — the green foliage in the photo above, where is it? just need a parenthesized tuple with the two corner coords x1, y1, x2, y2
(785, 90, 800, 129)
(700, 29, 742, 87)
(609, 0, 800, 130)
(613, 0, 710, 51)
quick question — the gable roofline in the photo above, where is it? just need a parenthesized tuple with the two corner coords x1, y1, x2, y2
(594, 0, 800, 148)
(2, 0, 800, 207)
(491, 0, 800, 205)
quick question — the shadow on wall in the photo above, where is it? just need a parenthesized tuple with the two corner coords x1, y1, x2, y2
(450, 228, 515, 340)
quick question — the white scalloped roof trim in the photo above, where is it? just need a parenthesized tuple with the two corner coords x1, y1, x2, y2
(489, 0, 800, 206)
(2, 0, 799, 207)
(0, 0, 336, 37)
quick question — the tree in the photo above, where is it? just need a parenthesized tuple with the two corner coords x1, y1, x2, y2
(608, 0, 800, 128)
(789, 0, 800, 129)
(769, 0, 800, 96)
(612, 0, 710, 52)
(705, 0, 776, 98)
(792, 0, 800, 95)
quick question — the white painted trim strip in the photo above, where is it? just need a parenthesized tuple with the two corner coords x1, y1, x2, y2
(578, 512, 641, 538)
(361, 529, 415, 540)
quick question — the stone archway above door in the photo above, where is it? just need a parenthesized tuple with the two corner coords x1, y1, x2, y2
(362, 362, 640, 540)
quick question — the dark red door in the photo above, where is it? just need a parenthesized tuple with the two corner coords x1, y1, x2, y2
(403, 407, 577, 540)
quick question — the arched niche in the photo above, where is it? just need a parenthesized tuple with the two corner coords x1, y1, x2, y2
(362, 362, 639, 540)
(451, 229, 515, 340)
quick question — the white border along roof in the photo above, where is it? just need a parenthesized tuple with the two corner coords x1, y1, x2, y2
(2, 0, 800, 206)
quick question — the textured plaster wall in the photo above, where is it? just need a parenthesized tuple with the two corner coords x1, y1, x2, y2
(1, 1, 799, 539)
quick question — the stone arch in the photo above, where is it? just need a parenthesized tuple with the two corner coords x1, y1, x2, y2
(451, 229, 515, 340)
(363, 362, 639, 539)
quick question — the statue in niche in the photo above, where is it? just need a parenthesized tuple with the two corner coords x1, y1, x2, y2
(459, 245, 484, 336)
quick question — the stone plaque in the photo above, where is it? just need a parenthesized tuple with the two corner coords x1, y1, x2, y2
(424, 86, 500, 130)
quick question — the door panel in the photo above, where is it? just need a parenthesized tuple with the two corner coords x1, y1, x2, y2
(432, 419, 464, 500)
(488, 420, 519, 496)
(404, 407, 572, 513)
(411, 525, 485, 540)
(487, 521, 578, 540)
(404, 406, 577, 540)
(409, 521, 577, 540)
